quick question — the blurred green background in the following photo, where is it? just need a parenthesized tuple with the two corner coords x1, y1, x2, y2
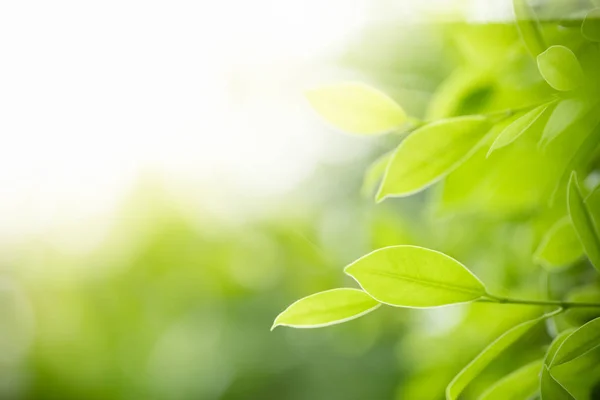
(3, 1, 600, 399)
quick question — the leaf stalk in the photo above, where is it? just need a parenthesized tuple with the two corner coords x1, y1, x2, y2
(480, 294, 600, 309)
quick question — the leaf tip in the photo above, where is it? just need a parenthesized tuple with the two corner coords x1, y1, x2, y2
(486, 143, 498, 158)
(270, 312, 284, 331)
(375, 186, 388, 203)
(343, 264, 356, 277)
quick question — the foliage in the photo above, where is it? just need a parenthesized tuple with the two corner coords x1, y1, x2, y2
(274, 1, 600, 398)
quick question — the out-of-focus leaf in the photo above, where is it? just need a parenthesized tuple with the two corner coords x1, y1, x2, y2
(305, 83, 407, 135)
(438, 112, 556, 216)
(377, 116, 491, 201)
(548, 114, 600, 204)
(549, 316, 600, 367)
(425, 68, 495, 120)
(565, 286, 600, 325)
(513, 0, 547, 58)
(537, 46, 584, 91)
(478, 359, 543, 400)
(540, 99, 587, 147)
(271, 288, 380, 330)
(447, 310, 558, 400)
(361, 152, 392, 197)
(534, 217, 583, 270)
(568, 172, 600, 271)
(488, 103, 551, 155)
(582, 8, 600, 42)
(344, 245, 486, 308)
(585, 184, 600, 230)
(541, 366, 575, 400)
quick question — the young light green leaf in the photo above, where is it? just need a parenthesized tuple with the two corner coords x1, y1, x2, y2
(582, 8, 600, 42)
(488, 103, 551, 155)
(447, 310, 559, 400)
(361, 151, 393, 197)
(534, 217, 584, 271)
(377, 116, 491, 201)
(540, 99, 587, 147)
(305, 83, 407, 135)
(513, 0, 547, 58)
(478, 359, 543, 400)
(537, 46, 584, 91)
(344, 245, 486, 308)
(549, 316, 600, 367)
(568, 172, 600, 272)
(541, 366, 575, 400)
(271, 288, 380, 330)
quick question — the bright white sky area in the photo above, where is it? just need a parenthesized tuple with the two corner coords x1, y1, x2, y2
(0, 0, 509, 250)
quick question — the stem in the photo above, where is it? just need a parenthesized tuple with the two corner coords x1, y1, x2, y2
(480, 294, 600, 309)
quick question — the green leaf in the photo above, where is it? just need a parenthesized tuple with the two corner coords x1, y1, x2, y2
(361, 152, 393, 197)
(585, 184, 600, 231)
(582, 8, 600, 42)
(305, 83, 407, 135)
(540, 99, 587, 147)
(541, 366, 575, 400)
(271, 288, 380, 330)
(568, 172, 600, 272)
(540, 329, 577, 400)
(545, 329, 576, 366)
(488, 103, 551, 155)
(549, 316, 600, 367)
(377, 116, 491, 201)
(534, 217, 584, 271)
(478, 359, 543, 400)
(513, 0, 547, 58)
(537, 46, 584, 91)
(447, 310, 558, 400)
(549, 116, 600, 204)
(550, 343, 600, 398)
(344, 246, 485, 308)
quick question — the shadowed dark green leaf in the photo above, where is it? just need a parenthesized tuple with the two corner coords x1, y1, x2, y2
(568, 172, 600, 272)
(271, 288, 380, 330)
(306, 83, 407, 135)
(377, 116, 491, 201)
(537, 46, 584, 91)
(344, 245, 486, 308)
(534, 217, 583, 270)
(447, 310, 559, 400)
(478, 359, 543, 400)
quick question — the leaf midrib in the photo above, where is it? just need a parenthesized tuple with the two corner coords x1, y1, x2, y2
(356, 268, 483, 296)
